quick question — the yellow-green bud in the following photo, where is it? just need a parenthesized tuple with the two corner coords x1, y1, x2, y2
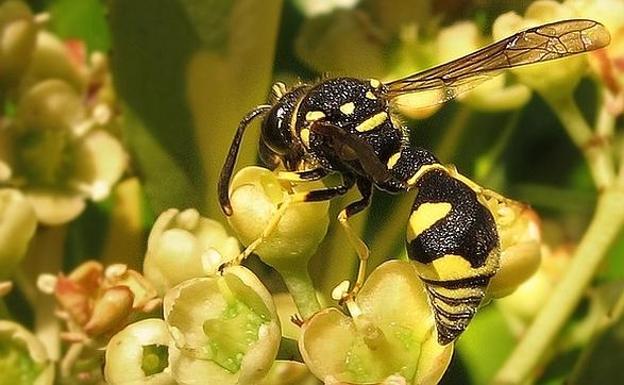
(143, 208, 240, 295)
(485, 197, 542, 298)
(17, 78, 83, 134)
(0, 320, 54, 385)
(299, 260, 453, 385)
(163, 266, 280, 385)
(0, 189, 37, 279)
(19, 30, 85, 92)
(497, 245, 571, 325)
(0, 1, 37, 88)
(227, 166, 329, 269)
(105, 318, 175, 385)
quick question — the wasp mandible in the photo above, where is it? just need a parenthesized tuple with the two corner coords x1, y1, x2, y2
(218, 19, 610, 345)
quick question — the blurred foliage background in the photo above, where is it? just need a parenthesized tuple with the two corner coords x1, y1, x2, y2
(1, 0, 623, 384)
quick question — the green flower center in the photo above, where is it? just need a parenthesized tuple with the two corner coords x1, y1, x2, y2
(0, 335, 43, 385)
(141, 344, 169, 377)
(202, 296, 268, 373)
(15, 129, 75, 187)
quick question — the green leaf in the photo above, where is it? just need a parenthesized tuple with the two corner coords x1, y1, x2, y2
(45, 0, 110, 52)
(109, 0, 283, 218)
(456, 306, 515, 384)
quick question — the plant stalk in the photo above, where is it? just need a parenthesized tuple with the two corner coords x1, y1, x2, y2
(274, 263, 321, 320)
(491, 185, 624, 385)
(547, 95, 615, 190)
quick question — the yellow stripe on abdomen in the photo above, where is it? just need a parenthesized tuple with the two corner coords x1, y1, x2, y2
(406, 202, 452, 242)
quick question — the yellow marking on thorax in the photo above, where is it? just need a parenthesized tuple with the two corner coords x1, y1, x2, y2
(300, 128, 311, 147)
(306, 110, 326, 121)
(386, 152, 401, 169)
(339, 102, 355, 115)
(407, 202, 452, 242)
(365, 91, 377, 100)
(406, 163, 449, 187)
(355, 111, 387, 132)
(369, 79, 381, 88)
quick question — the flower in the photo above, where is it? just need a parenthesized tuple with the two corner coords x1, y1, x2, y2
(143, 208, 240, 295)
(0, 320, 54, 385)
(0, 77, 127, 225)
(226, 166, 329, 270)
(163, 266, 281, 385)
(105, 318, 176, 385)
(299, 260, 453, 385)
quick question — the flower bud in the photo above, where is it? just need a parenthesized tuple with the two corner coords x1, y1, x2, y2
(0, 320, 54, 385)
(105, 318, 175, 385)
(299, 260, 453, 385)
(144, 208, 240, 295)
(484, 197, 542, 298)
(493, 1, 586, 98)
(84, 286, 134, 336)
(17, 78, 84, 134)
(0, 189, 37, 279)
(0, 0, 37, 87)
(497, 245, 571, 324)
(19, 30, 85, 91)
(227, 166, 329, 269)
(163, 266, 280, 385)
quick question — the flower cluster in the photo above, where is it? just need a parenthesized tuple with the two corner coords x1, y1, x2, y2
(0, 0, 126, 225)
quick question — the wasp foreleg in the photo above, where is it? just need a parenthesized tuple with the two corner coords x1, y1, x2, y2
(276, 168, 330, 183)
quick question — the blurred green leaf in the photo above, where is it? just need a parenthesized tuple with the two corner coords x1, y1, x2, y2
(109, 0, 282, 218)
(45, 0, 110, 51)
(295, 10, 386, 78)
(456, 305, 515, 384)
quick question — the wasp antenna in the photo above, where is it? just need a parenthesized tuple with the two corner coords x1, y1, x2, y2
(218, 105, 272, 216)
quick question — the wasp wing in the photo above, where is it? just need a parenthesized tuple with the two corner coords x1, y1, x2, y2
(385, 19, 610, 106)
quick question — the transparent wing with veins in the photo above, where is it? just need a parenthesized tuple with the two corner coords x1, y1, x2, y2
(385, 19, 611, 106)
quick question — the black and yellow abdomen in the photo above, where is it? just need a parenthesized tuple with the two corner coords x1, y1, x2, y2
(406, 169, 500, 345)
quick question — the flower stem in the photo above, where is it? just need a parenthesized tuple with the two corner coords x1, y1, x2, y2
(22, 225, 68, 361)
(491, 184, 624, 385)
(274, 264, 321, 320)
(546, 94, 615, 190)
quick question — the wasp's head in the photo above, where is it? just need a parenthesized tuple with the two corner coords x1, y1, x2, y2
(259, 83, 308, 171)
(219, 83, 308, 215)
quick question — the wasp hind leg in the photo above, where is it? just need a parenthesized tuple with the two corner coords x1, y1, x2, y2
(338, 178, 373, 301)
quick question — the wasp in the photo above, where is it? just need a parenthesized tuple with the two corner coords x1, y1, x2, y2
(218, 19, 610, 345)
